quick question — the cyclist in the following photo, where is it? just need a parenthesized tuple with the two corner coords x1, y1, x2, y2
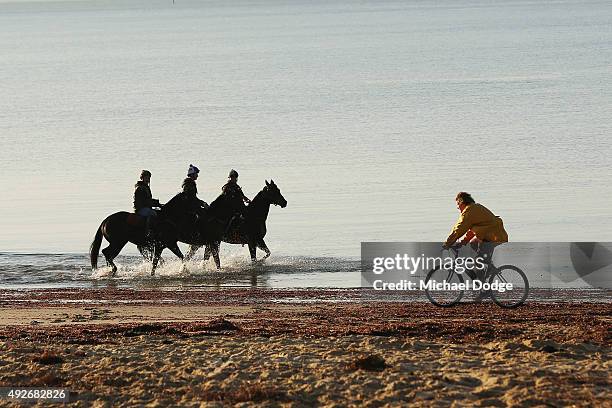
(444, 191, 507, 245)
(443, 192, 508, 288)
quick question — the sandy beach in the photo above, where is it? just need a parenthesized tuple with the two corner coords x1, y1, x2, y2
(0, 288, 609, 407)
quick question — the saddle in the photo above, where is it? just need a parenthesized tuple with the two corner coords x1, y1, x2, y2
(127, 213, 146, 227)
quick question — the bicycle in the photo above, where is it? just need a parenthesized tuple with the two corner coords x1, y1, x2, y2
(424, 246, 529, 308)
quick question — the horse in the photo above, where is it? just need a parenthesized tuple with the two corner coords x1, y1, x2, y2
(89, 209, 184, 276)
(162, 191, 236, 269)
(186, 180, 287, 263)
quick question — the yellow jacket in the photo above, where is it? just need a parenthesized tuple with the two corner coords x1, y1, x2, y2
(445, 203, 508, 247)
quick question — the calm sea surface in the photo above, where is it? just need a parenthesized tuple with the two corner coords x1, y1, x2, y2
(0, 0, 610, 288)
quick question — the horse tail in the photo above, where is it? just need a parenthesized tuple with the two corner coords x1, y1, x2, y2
(90, 224, 103, 270)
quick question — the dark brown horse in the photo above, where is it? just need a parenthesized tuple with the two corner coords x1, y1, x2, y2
(187, 180, 287, 264)
(163, 191, 236, 269)
(90, 210, 184, 276)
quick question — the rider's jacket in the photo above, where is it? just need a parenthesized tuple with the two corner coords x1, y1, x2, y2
(133, 181, 160, 211)
(181, 177, 207, 212)
(222, 181, 248, 215)
(222, 181, 248, 202)
(444, 203, 508, 247)
(182, 177, 198, 196)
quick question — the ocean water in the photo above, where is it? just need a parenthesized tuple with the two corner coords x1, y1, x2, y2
(0, 248, 608, 292)
(0, 0, 611, 288)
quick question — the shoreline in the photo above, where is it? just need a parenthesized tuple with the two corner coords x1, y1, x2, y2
(1, 287, 610, 306)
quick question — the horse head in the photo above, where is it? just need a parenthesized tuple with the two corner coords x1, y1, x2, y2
(264, 179, 287, 208)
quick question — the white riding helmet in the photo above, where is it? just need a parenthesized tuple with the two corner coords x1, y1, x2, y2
(187, 164, 200, 176)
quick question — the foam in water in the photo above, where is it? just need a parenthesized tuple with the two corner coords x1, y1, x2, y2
(91, 253, 258, 279)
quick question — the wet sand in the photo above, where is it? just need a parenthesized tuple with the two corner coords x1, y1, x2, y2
(0, 289, 609, 407)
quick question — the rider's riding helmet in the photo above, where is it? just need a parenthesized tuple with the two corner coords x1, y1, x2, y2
(187, 164, 200, 177)
(229, 169, 238, 178)
(140, 170, 152, 179)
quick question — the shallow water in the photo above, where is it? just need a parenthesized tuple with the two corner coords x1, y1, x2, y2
(1, 248, 608, 292)
(0, 250, 361, 289)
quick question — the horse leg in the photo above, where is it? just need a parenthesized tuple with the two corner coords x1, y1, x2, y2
(166, 242, 188, 273)
(102, 241, 127, 277)
(185, 245, 200, 261)
(257, 238, 271, 259)
(151, 245, 164, 276)
(101, 245, 112, 266)
(202, 245, 211, 261)
(211, 242, 221, 270)
(137, 245, 151, 262)
(167, 243, 184, 261)
(248, 241, 257, 263)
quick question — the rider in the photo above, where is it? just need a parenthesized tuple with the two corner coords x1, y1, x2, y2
(443, 192, 508, 278)
(133, 170, 161, 237)
(181, 164, 209, 214)
(222, 169, 251, 228)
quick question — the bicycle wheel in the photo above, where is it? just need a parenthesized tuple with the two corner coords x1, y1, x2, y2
(489, 265, 529, 308)
(424, 267, 465, 307)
